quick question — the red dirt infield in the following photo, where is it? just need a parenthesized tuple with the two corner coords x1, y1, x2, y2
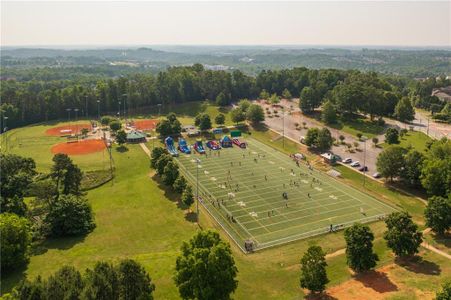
(133, 119, 159, 131)
(51, 139, 106, 155)
(46, 124, 92, 136)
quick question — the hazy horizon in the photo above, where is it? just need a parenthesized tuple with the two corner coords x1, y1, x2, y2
(1, 1, 450, 47)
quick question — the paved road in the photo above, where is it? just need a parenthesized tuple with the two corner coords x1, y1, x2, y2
(384, 110, 450, 140)
(258, 99, 382, 177)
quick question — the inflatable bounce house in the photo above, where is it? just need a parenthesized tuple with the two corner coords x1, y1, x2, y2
(164, 136, 179, 156)
(178, 138, 191, 154)
(232, 138, 246, 149)
(193, 139, 206, 154)
(206, 140, 221, 150)
(220, 135, 233, 148)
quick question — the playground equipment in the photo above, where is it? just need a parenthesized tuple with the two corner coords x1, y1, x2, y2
(220, 135, 233, 148)
(178, 138, 191, 154)
(206, 140, 221, 150)
(232, 138, 246, 149)
(193, 139, 206, 154)
(164, 136, 179, 156)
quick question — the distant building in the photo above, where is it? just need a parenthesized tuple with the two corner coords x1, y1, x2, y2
(432, 86, 451, 103)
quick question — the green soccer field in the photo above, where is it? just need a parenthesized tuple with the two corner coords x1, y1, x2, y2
(176, 137, 397, 252)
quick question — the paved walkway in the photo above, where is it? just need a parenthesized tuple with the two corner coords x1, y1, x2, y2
(325, 228, 450, 261)
(139, 142, 151, 157)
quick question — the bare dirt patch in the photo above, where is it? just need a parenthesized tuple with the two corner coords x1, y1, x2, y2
(133, 119, 159, 131)
(326, 265, 398, 300)
(46, 124, 92, 136)
(51, 139, 106, 155)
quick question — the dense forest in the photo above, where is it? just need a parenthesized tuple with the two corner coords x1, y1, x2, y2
(1, 62, 450, 131)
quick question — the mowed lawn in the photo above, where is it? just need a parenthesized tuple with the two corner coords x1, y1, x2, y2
(382, 131, 433, 153)
(1, 121, 109, 172)
(2, 144, 198, 298)
(2, 119, 449, 299)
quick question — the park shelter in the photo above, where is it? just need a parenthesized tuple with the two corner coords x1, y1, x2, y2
(126, 131, 146, 143)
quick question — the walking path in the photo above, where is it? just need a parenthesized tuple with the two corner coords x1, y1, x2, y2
(325, 228, 450, 261)
(139, 142, 151, 157)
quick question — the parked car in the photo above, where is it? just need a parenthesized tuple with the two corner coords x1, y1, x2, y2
(299, 136, 306, 144)
(372, 172, 381, 178)
(350, 161, 360, 167)
(343, 158, 353, 164)
(358, 166, 368, 172)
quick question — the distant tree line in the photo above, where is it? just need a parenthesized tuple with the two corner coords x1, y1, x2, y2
(1, 65, 425, 132)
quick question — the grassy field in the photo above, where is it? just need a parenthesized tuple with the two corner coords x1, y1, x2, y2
(0, 121, 110, 172)
(2, 110, 449, 299)
(382, 131, 433, 153)
(176, 137, 396, 251)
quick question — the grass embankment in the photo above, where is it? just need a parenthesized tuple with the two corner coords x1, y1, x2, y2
(382, 131, 433, 153)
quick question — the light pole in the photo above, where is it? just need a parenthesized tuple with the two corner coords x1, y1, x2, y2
(74, 108, 79, 136)
(157, 103, 162, 117)
(196, 158, 201, 223)
(118, 101, 121, 119)
(282, 107, 285, 149)
(85, 95, 89, 118)
(3, 116, 8, 152)
(97, 100, 100, 120)
(122, 94, 127, 121)
(362, 136, 368, 186)
(66, 108, 72, 125)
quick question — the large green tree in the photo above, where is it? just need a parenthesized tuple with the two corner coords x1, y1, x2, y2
(376, 146, 405, 181)
(156, 154, 173, 175)
(321, 100, 337, 124)
(44, 195, 96, 237)
(0, 213, 31, 271)
(215, 114, 225, 126)
(344, 223, 378, 272)
(51, 153, 83, 198)
(230, 107, 246, 124)
(384, 211, 423, 257)
(117, 259, 155, 300)
(0, 154, 36, 200)
(46, 266, 84, 300)
(384, 128, 399, 144)
(246, 104, 265, 124)
(173, 175, 188, 194)
(424, 196, 451, 235)
(150, 147, 166, 169)
(83, 262, 119, 300)
(195, 113, 212, 131)
(162, 161, 179, 186)
(401, 150, 424, 187)
(394, 97, 415, 122)
(420, 138, 451, 197)
(436, 281, 451, 300)
(299, 245, 329, 293)
(181, 185, 194, 207)
(300, 86, 318, 113)
(174, 230, 238, 300)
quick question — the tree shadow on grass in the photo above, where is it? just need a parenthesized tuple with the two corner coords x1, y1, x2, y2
(431, 233, 451, 249)
(184, 211, 198, 223)
(354, 270, 398, 293)
(251, 123, 269, 132)
(305, 292, 338, 300)
(395, 256, 441, 276)
(1, 264, 27, 295)
(116, 146, 129, 153)
(41, 235, 87, 251)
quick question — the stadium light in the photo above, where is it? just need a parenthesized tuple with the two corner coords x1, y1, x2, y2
(196, 158, 201, 222)
(362, 135, 368, 186)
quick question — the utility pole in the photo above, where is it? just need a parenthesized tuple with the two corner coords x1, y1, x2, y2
(196, 158, 201, 223)
(157, 103, 162, 117)
(282, 107, 285, 149)
(122, 94, 127, 121)
(362, 136, 368, 187)
(3, 116, 8, 153)
(97, 100, 100, 120)
(427, 117, 430, 136)
(85, 95, 89, 118)
(74, 108, 79, 137)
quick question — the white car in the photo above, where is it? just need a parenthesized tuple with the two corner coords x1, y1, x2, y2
(350, 161, 360, 167)
(343, 158, 352, 164)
